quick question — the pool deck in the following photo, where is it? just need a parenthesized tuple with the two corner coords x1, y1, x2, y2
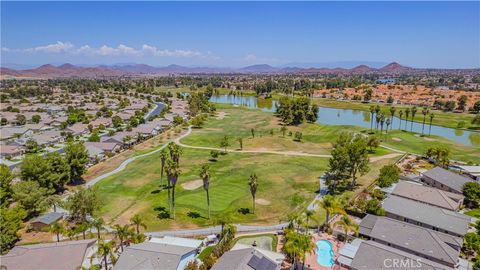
(304, 233, 344, 270)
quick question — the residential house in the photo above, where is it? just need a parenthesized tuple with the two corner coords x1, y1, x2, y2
(101, 131, 137, 148)
(0, 145, 25, 159)
(382, 195, 471, 237)
(452, 165, 480, 181)
(132, 123, 160, 138)
(84, 142, 122, 154)
(358, 215, 462, 268)
(338, 240, 452, 270)
(31, 212, 64, 231)
(391, 181, 464, 211)
(90, 117, 112, 129)
(0, 127, 33, 142)
(211, 243, 285, 270)
(421, 167, 473, 194)
(65, 123, 89, 137)
(113, 241, 198, 270)
(85, 145, 105, 163)
(0, 239, 97, 270)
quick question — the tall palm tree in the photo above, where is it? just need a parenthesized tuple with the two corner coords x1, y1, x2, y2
(385, 118, 391, 135)
(165, 159, 180, 219)
(389, 106, 396, 130)
(159, 149, 168, 187)
(398, 110, 403, 129)
(114, 224, 132, 252)
(304, 210, 314, 233)
(90, 217, 105, 240)
(429, 113, 435, 136)
(317, 195, 345, 229)
(374, 105, 381, 130)
(76, 222, 89, 240)
(97, 240, 116, 270)
(50, 221, 64, 242)
(369, 105, 375, 131)
(200, 164, 211, 219)
(421, 107, 429, 135)
(380, 114, 385, 134)
(334, 215, 359, 242)
(248, 173, 258, 214)
(375, 113, 381, 131)
(130, 214, 147, 234)
(410, 106, 417, 131)
(404, 108, 410, 130)
(168, 142, 183, 164)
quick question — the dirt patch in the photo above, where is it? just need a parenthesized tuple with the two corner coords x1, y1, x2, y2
(370, 153, 402, 162)
(216, 111, 228, 120)
(392, 137, 402, 142)
(255, 198, 271, 205)
(181, 179, 203, 190)
(423, 137, 436, 141)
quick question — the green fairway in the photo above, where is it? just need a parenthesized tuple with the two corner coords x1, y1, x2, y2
(96, 147, 330, 231)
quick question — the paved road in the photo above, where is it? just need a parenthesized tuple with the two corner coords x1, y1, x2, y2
(148, 223, 288, 237)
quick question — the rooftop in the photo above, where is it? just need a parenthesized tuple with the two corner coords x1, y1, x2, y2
(422, 167, 473, 193)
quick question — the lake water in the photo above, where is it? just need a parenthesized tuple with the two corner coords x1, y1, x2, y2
(209, 95, 479, 146)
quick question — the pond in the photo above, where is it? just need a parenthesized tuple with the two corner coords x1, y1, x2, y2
(209, 94, 479, 146)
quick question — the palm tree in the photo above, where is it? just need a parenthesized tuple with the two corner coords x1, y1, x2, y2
(404, 108, 410, 130)
(389, 106, 396, 130)
(410, 106, 417, 131)
(429, 113, 435, 136)
(90, 217, 105, 240)
(165, 159, 180, 219)
(380, 114, 385, 134)
(304, 210, 314, 233)
(130, 214, 147, 234)
(50, 221, 64, 242)
(114, 224, 132, 252)
(168, 142, 183, 164)
(159, 149, 168, 187)
(369, 105, 375, 131)
(421, 107, 429, 135)
(317, 195, 345, 229)
(248, 173, 258, 214)
(334, 215, 359, 242)
(375, 113, 381, 131)
(97, 240, 116, 270)
(76, 222, 89, 240)
(398, 110, 403, 129)
(200, 164, 211, 219)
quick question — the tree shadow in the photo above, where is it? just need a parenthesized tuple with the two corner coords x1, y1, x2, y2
(237, 208, 251, 215)
(187, 211, 204, 219)
(151, 189, 162, 194)
(154, 206, 170, 219)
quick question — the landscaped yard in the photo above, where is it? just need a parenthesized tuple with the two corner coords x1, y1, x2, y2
(233, 234, 278, 251)
(465, 208, 480, 218)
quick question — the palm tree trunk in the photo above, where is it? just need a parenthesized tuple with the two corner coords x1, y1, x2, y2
(429, 120, 433, 136)
(172, 186, 176, 220)
(252, 195, 255, 214)
(410, 117, 414, 131)
(422, 116, 426, 134)
(82, 231, 86, 240)
(104, 254, 108, 270)
(56, 233, 59, 242)
(97, 229, 101, 240)
(398, 117, 401, 129)
(167, 180, 171, 212)
(136, 224, 139, 235)
(206, 189, 210, 219)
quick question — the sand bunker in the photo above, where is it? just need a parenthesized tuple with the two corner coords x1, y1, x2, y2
(255, 198, 271, 205)
(216, 111, 228, 120)
(392, 137, 402, 142)
(423, 137, 436, 141)
(181, 179, 203, 190)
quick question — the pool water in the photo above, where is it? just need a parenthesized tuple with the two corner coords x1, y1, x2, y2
(316, 240, 335, 267)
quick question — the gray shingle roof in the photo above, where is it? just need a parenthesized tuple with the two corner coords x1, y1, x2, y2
(32, 212, 63, 225)
(351, 241, 452, 270)
(211, 248, 280, 270)
(392, 181, 463, 210)
(113, 242, 196, 270)
(359, 215, 461, 266)
(422, 167, 472, 193)
(382, 196, 471, 236)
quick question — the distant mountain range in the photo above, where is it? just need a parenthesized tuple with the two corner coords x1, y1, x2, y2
(0, 62, 475, 78)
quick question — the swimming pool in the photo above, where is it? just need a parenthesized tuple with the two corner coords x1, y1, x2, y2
(316, 240, 335, 267)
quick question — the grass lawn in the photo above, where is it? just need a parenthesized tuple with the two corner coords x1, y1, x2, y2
(233, 234, 278, 251)
(96, 148, 330, 231)
(310, 98, 478, 130)
(465, 208, 480, 218)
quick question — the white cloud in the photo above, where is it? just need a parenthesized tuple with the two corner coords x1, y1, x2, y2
(243, 53, 279, 63)
(244, 54, 258, 61)
(2, 41, 205, 58)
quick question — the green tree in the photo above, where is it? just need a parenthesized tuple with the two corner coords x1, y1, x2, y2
(463, 182, 480, 208)
(472, 114, 480, 126)
(377, 164, 400, 188)
(90, 217, 105, 240)
(410, 106, 417, 131)
(248, 173, 258, 214)
(130, 214, 147, 234)
(317, 195, 345, 228)
(25, 139, 40, 154)
(45, 152, 71, 192)
(210, 150, 219, 161)
(88, 130, 100, 142)
(12, 181, 49, 217)
(280, 125, 288, 137)
(200, 164, 212, 219)
(369, 105, 375, 131)
(294, 131, 303, 142)
(366, 135, 380, 153)
(404, 108, 410, 130)
(421, 107, 429, 135)
(429, 113, 435, 136)
(0, 205, 27, 251)
(458, 95, 468, 111)
(64, 141, 89, 182)
(63, 187, 101, 222)
(219, 135, 230, 153)
(425, 147, 450, 167)
(365, 198, 385, 215)
(334, 215, 358, 242)
(159, 149, 168, 187)
(97, 240, 116, 270)
(111, 115, 122, 128)
(114, 224, 133, 252)
(45, 194, 62, 212)
(16, 114, 26, 125)
(165, 159, 180, 219)
(389, 106, 396, 130)
(31, 114, 41, 124)
(237, 137, 243, 150)
(398, 110, 403, 129)
(0, 164, 14, 206)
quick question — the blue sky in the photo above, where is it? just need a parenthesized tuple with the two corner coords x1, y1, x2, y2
(1, 1, 479, 68)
